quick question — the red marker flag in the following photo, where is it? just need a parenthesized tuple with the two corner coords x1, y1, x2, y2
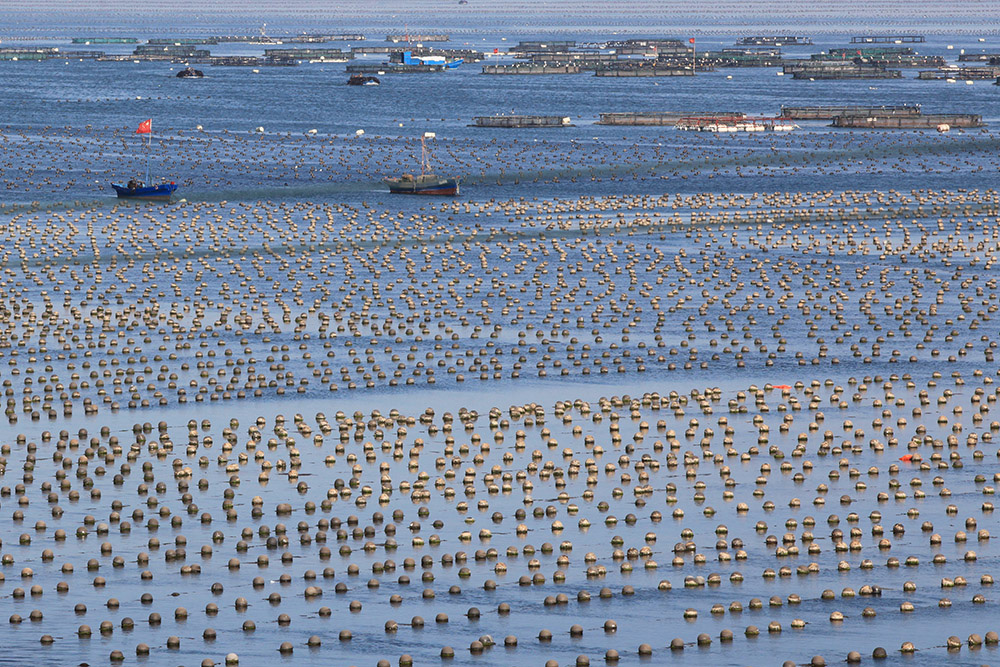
(136, 119, 152, 134)
(689, 38, 695, 44)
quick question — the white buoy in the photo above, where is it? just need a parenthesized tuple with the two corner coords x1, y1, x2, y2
(355, 129, 365, 136)
(308, 129, 318, 135)
(196, 125, 203, 130)
(936, 124, 950, 133)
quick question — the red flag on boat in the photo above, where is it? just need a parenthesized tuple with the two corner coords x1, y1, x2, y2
(689, 38, 695, 44)
(136, 119, 152, 134)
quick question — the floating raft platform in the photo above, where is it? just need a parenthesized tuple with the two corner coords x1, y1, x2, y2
(482, 64, 582, 75)
(791, 69, 901, 79)
(0, 47, 106, 60)
(148, 37, 218, 45)
(210, 56, 296, 66)
(832, 113, 983, 128)
(917, 66, 1000, 80)
(595, 66, 694, 77)
(958, 53, 1000, 62)
(389, 48, 483, 63)
(346, 63, 446, 73)
(700, 48, 785, 67)
(737, 36, 812, 46)
(785, 62, 902, 79)
(472, 115, 573, 128)
(597, 111, 746, 126)
(523, 52, 624, 65)
(851, 35, 925, 43)
(597, 39, 688, 55)
(675, 116, 796, 132)
(780, 105, 920, 120)
(133, 44, 212, 59)
(287, 33, 365, 43)
(72, 37, 137, 44)
(509, 40, 576, 54)
(263, 48, 353, 61)
(387, 34, 449, 42)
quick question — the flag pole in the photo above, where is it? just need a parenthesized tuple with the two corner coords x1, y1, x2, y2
(145, 121, 151, 185)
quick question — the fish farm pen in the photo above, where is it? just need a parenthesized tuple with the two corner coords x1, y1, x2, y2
(263, 48, 354, 62)
(597, 112, 746, 125)
(388, 49, 483, 62)
(780, 105, 921, 120)
(784, 61, 903, 79)
(132, 44, 212, 59)
(832, 113, 984, 128)
(917, 67, 1000, 80)
(286, 33, 365, 42)
(698, 48, 785, 67)
(851, 35, 925, 43)
(472, 115, 573, 128)
(594, 65, 695, 77)
(211, 56, 296, 66)
(352, 46, 408, 54)
(147, 37, 218, 45)
(674, 116, 796, 132)
(958, 53, 1000, 62)
(481, 64, 582, 75)
(71, 37, 138, 44)
(508, 40, 577, 53)
(345, 63, 446, 73)
(522, 52, 623, 65)
(0, 47, 106, 60)
(737, 35, 812, 46)
(386, 34, 449, 42)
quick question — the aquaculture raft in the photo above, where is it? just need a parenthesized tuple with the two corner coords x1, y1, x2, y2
(832, 114, 984, 129)
(472, 115, 573, 128)
(780, 105, 920, 120)
(597, 112, 746, 126)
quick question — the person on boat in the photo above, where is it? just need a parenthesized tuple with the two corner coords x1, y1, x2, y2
(127, 178, 142, 190)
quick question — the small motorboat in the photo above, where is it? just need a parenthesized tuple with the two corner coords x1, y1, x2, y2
(111, 179, 178, 201)
(348, 73, 380, 85)
(176, 67, 204, 78)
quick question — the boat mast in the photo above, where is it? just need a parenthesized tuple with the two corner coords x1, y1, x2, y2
(420, 136, 428, 177)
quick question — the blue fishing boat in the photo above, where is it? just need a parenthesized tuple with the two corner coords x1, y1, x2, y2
(111, 181, 178, 201)
(111, 118, 178, 201)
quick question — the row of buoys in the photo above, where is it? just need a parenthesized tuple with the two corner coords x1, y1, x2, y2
(0, 366, 997, 664)
(0, 189, 995, 421)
